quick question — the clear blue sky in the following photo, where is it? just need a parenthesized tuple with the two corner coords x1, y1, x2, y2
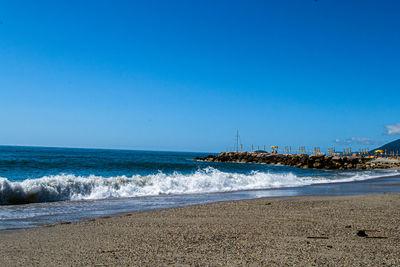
(1, 0, 399, 152)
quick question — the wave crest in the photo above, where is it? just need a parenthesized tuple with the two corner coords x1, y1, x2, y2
(0, 167, 395, 205)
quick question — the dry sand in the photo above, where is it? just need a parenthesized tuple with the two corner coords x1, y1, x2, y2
(0, 193, 399, 266)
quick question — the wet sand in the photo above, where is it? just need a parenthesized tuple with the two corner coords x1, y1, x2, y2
(0, 193, 399, 266)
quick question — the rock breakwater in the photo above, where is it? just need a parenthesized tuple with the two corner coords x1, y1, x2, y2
(195, 152, 400, 170)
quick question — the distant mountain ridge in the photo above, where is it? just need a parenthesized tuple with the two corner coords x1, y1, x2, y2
(372, 139, 400, 154)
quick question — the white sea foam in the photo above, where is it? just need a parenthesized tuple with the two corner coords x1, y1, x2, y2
(0, 167, 397, 205)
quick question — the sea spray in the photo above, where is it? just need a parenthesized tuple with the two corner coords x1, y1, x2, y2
(0, 167, 396, 205)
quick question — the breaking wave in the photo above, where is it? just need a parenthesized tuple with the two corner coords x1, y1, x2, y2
(0, 167, 396, 205)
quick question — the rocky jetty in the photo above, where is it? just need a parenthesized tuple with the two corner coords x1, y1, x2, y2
(195, 152, 400, 170)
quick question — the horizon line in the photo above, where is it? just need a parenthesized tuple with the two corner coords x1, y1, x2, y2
(0, 144, 216, 154)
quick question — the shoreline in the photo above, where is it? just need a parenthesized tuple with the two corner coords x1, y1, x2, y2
(1, 193, 399, 266)
(1, 171, 400, 231)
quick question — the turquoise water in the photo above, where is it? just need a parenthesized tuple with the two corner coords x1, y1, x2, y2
(0, 145, 398, 229)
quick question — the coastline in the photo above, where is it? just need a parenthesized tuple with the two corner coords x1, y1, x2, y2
(1, 193, 399, 266)
(196, 152, 400, 170)
(1, 171, 399, 230)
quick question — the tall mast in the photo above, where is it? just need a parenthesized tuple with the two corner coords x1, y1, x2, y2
(235, 130, 239, 152)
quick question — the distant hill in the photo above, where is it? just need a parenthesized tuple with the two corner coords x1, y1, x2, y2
(371, 139, 400, 154)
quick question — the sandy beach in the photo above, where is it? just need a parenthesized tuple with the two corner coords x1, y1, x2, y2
(0, 193, 399, 266)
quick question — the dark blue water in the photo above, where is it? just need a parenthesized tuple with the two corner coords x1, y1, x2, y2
(1, 145, 356, 181)
(0, 145, 399, 230)
(0, 146, 212, 180)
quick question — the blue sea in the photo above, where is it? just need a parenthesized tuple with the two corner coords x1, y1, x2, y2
(0, 145, 399, 230)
